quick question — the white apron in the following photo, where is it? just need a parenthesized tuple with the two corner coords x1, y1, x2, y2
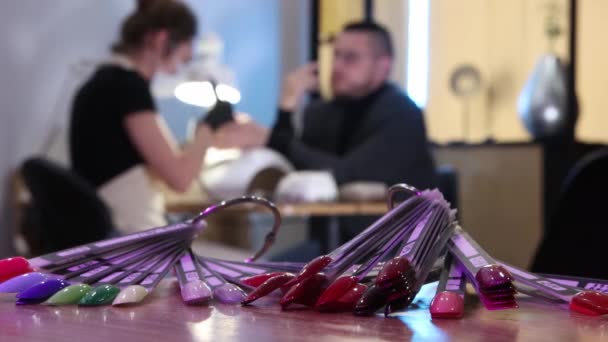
(98, 165, 167, 234)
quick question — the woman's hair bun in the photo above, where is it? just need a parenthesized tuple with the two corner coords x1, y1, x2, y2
(136, 0, 162, 12)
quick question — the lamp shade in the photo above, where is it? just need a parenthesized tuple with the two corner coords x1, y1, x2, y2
(152, 32, 240, 108)
(517, 54, 569, 140)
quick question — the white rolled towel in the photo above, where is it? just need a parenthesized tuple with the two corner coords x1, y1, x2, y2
(275, 171, 338, 203)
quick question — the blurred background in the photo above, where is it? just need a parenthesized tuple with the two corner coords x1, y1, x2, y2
(0, 0, 605, 277)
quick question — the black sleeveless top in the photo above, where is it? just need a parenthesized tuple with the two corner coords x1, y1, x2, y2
(69, 65, 156, 187)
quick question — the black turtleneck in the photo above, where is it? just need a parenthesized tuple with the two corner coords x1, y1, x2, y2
(268, 84, 389, 158)
(335, 84, 389, 155)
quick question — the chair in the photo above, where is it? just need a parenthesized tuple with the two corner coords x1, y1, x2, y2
(20, 157, 114, 255)
(531, 149, 608, 279)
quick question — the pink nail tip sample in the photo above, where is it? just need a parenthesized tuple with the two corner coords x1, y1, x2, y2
(430, 291, 464, 319)
(570, 291, 608, 316)
(214, 283, 247, 304)
(181, 280, 213, 305)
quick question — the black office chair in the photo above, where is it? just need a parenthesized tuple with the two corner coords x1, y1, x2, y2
(21, 157, 114, 255)
(531, 149, 608, 279)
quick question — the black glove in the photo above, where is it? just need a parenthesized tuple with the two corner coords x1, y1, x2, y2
(201, 99, 234, 130)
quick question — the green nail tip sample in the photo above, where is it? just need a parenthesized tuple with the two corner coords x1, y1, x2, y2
(78, 285, 121, 306)
(46, 284, 92, 305)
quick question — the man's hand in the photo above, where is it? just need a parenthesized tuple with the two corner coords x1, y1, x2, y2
(214, 114, 269, 149)
(280, 63, 319, 112)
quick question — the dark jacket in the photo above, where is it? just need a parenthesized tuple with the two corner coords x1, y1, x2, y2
(269, 83, 437, 189)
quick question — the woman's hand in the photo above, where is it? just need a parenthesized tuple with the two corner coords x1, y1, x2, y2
(215, 114, 269, 149)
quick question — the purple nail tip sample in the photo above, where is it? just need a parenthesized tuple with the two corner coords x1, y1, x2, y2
(0, 272, 49, 293)
(214, 283, 246, 304)
(16, 279, 70, 301)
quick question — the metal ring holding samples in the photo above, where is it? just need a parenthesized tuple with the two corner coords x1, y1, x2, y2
(386, 183, 420, 210)
(192, 196, 282, 263)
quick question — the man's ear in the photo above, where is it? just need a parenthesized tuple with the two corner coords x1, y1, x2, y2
(379, 55, 393, 79)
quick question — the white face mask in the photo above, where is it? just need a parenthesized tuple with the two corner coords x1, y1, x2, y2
(150, 70, 184, 99)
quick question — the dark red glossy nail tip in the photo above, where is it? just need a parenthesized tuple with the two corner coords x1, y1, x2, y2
(331, 283, 368, 312)
(315, 276, 357, 310)
(284, 255, 332, 288)
(280, 273, 327, 308)
(375, 256, 413, 289)
(354, 284, 392, 316)
(242, 273, 294, 305)
(475, 265, 513, 291)
(242, 272, 286, 288)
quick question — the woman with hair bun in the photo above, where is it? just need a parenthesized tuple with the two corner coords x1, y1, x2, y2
(69, 0, 212, 233)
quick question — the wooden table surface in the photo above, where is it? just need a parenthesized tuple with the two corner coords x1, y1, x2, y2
(1, 279, 606, 342)
(166, 200, 389, 217)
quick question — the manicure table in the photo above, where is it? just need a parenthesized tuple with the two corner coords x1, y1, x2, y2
(1, 278, 605, 341)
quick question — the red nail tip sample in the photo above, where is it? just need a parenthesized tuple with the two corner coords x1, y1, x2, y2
(314, 276, 357, 309)
(0, 257, 34, 283)
(284, 255, 332, 288)
(570, 291, 608, 316)
(242, 273, 295, 305)
(280, 273, 327, 308)
(375, 256, 413, 289)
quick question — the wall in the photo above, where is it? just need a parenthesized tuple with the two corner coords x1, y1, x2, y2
(576, 0, 608, 143)
(317, 0, 364, 98)
(186, 0, 282, 127)
(434, 145, 543, 268)
(0, 1, 133, 257)
(424, 0, 571, 143)
(375, 0, 408, 86)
